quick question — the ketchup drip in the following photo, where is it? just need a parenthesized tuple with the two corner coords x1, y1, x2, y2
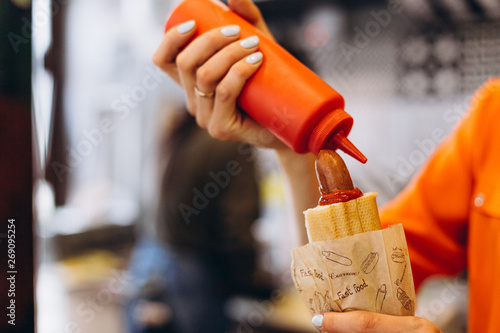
(319, 188, 363, 206)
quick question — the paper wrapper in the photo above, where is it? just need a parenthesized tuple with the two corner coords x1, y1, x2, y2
(291, 224, 416, 317)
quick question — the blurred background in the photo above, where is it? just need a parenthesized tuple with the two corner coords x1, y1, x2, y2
(2, 0, 500, 332)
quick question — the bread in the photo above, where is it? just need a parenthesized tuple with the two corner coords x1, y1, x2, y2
(304, 192, 382, 242)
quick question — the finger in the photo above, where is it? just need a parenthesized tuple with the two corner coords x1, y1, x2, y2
(228, 0, 274, 39)
(177, 25, 241, 116)
(152, 20, 197, 84)
(209, 51, 263, 138)
(195, 35, 260, 127)
(207, 51, 280, 148)
(197, 36, 260, 94)
(315, 312, 442, 333)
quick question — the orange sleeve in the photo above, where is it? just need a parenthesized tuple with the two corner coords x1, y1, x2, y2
(380, 78, 500, 290)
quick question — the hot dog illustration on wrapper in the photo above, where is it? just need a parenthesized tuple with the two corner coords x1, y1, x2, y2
(361, 252, 379, 274)
(375, 284, 387, 313)
(392, 250, 406, 264)
(322, 251, 352, 266)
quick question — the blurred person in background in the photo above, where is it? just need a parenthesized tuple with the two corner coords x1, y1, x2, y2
(125, 109, 271, 333)
(152, 0, 500, 332)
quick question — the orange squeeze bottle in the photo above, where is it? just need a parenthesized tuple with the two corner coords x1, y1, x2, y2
(164, 0, 367, 163)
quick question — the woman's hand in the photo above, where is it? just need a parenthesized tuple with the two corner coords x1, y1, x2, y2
(153, 0, 286, 151)
(312, 311, 442, 333)
(153, 0, 319, 244)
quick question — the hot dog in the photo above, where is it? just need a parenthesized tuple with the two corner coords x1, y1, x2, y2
(304, 150, 382, 242)
(294, 150, 415, 319)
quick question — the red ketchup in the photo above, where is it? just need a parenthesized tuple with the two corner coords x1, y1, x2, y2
(164, 0, 367, 163)
(319, 188, 363, 206)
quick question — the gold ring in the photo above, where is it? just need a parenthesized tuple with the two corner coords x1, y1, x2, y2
(194, 87, 215, 98)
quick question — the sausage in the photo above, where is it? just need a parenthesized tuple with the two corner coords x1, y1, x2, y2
(315, 149, 363, 205)
(316, 149, 354, 193)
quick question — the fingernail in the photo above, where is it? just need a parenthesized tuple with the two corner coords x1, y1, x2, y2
(312, 314, 324, 328)
(240, 36, 259, 49)
(246, 51, 263, 64)
(177, 20, 195, 34)
(220, 25, 240, 37)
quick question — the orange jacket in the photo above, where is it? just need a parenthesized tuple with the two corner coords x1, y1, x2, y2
(380, 78, 500, 333)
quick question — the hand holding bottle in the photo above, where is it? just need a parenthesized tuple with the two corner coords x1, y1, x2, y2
(153, 0, 287, 151)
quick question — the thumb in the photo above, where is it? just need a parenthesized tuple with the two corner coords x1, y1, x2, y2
(314, 311, 381, 332)
(312, 311, 442, 333)
(228, 0, 274, 39)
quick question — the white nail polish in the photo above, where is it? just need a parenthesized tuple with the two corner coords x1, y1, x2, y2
(177, 20, 195, 34)
(312, 314, 324, 327)
(220, 25, 240, 37)
(240, 36, 259, 49)
(246, 52, 263, 64)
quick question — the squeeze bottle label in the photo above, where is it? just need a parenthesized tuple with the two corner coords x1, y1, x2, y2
(164, 0, 367, 163)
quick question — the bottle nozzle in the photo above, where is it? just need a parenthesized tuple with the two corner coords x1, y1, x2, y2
(332, 132, 367, 164)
